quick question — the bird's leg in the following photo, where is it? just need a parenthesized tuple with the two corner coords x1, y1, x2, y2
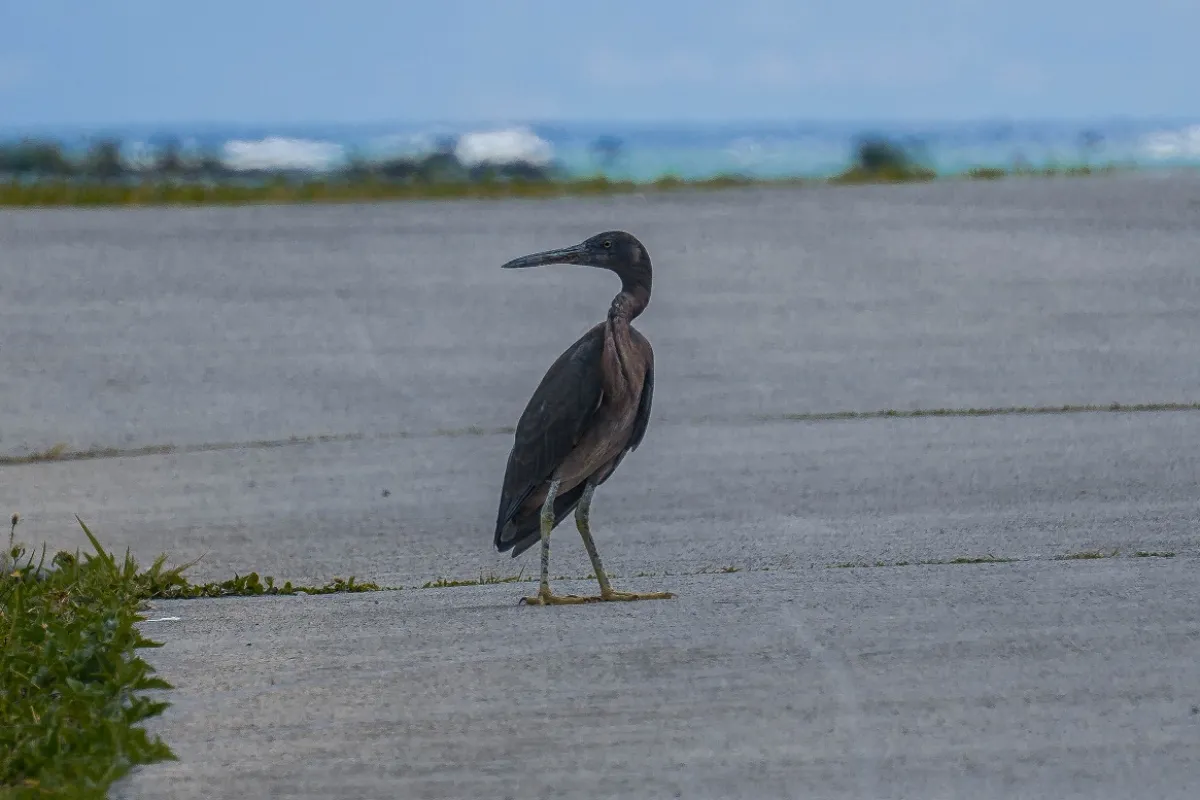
(576, 483, 674, 603)
(575, 484, 613, 595)
(521, 479, 588, 606)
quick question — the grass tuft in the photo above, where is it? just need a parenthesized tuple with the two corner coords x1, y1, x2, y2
(1133, 551, 1176, 558)
(828, 555, 1016, 569)
(695, 565, 742, 574)
(769, 402, 1200, 424)
(937, 555, 1016, 565)
(420, 571, 527, 589)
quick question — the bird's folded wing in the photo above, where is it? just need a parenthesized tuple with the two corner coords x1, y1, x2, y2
(497, 327, 606, 525)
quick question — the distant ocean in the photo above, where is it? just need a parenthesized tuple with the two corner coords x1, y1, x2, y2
(5, 119, 1200, 181)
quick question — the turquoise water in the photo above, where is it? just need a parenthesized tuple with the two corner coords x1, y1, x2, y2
(5, 118, 1200, 180)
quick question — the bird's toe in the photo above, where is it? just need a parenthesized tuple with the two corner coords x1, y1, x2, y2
(520, 591, 593, 606)
(601, 589, 675, 602)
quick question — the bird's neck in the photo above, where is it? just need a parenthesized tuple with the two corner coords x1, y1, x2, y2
(608, 281, 650, 324)
(602, 282, 649, 403)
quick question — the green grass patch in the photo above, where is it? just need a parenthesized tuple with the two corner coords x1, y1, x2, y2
(1133, 551, 1176, 558)
(1054, 548, 1120, 560)
(2, 517, 177, 797)
(144, 570, 382, 599)
(829, 555, 1016, 569)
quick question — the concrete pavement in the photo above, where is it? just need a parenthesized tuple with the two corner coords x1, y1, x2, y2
(119, 561, 1200, 800)
(2, 174, 1199, 798)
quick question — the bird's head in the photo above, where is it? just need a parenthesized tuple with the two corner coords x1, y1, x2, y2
(500, 230, 651, 292)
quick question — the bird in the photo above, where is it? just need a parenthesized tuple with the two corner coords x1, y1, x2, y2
(493, 230, 675, 606)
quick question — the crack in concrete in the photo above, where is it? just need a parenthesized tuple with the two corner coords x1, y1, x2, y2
(4, 401, 1198, 467)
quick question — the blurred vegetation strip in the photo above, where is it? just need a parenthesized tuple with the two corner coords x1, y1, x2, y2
(0, 174, 766, 208)
(0, 134, 1131, 209)
(1, 514, 386, 798)
(828, 135, 939, 184)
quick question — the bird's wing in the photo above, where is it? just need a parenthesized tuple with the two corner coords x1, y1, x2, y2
(495, 325, 606, 537)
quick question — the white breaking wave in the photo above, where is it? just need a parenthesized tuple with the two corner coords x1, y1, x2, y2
(216, 129, 552, 171)
(1140, 125, 1200, 159)
(454, 127, 553, 166)
(222, 137, 344, 171)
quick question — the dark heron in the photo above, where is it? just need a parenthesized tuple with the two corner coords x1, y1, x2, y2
(493, 230, 675, 606)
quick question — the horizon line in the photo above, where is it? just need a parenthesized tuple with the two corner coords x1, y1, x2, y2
(2, 114, 1198, 135)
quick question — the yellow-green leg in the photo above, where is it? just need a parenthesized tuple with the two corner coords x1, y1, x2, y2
(521, 479, 590, 606)
(575, 483, 674, 603)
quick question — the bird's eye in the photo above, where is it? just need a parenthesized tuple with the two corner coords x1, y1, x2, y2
(603, 240, 612, 249)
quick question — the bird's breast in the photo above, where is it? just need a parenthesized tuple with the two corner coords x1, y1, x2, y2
(601, 318, 646, 403)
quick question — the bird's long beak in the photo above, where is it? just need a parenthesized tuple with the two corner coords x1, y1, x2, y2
(500, 243, 588, 270)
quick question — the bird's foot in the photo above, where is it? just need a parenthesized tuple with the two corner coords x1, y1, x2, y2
(599, 589, 675, 602)
(519, 590, 592, 606)
(519, 588, 675, 605)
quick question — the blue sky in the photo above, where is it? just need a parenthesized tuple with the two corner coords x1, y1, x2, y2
(2, 0, 1197, 127)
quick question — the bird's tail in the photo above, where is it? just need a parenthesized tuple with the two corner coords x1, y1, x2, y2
(495, 483, 588, 558)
